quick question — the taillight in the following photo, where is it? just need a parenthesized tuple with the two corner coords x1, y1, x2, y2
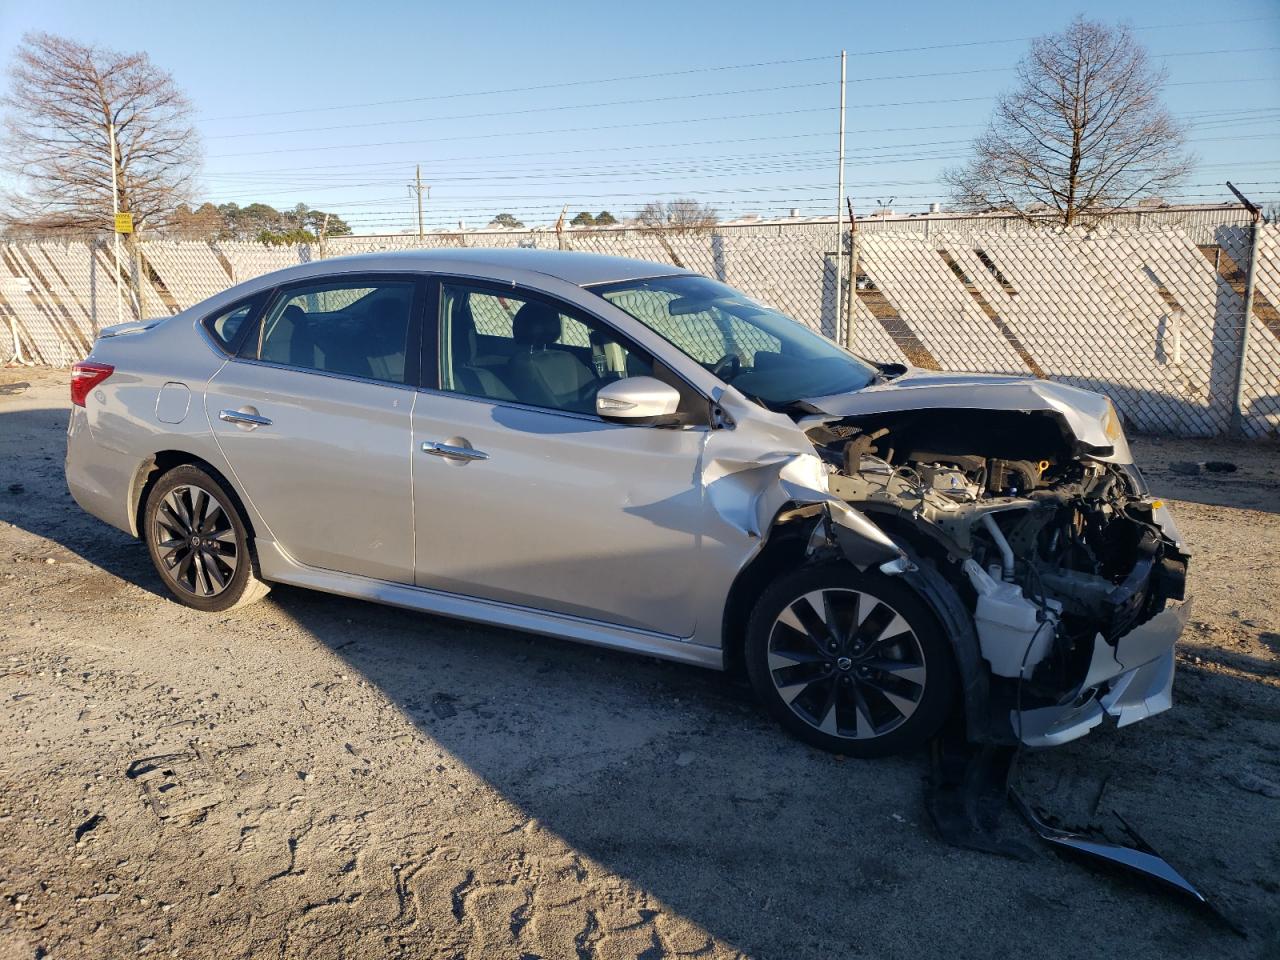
(70, 361, 114, 407)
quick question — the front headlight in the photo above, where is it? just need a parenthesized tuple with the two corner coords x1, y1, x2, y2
(1102, 399, 1125, 445)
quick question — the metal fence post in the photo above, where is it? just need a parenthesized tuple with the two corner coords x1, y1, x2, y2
(1229, 214, 1262, 437)
(844, 197, 858, 350)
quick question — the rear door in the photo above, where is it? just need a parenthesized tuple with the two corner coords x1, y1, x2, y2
(411, 279, 709, 637)
(206, 274, 423, 583)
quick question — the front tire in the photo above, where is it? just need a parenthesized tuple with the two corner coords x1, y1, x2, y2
(745, 564, 955, 757)
(143, 464, 269, 612)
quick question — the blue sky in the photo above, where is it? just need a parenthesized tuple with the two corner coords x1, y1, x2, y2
(1, 0, 1277, 233)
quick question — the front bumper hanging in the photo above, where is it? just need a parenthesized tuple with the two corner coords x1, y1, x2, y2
(1015, 600, 1190, 747)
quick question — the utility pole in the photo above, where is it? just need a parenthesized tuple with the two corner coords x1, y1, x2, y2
(108, 120, 122, 324)
(409, 165, 427, 242)
(318, 212, 331, 259)
(834, 50, 847, 343)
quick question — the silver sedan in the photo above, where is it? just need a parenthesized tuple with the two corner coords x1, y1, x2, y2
(66, 249, 1188, 756)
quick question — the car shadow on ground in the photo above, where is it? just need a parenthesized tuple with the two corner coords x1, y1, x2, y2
(264, 580, 1274, 956)
(0, 407, 162, 597)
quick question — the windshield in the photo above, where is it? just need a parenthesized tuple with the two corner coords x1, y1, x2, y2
(593, 274, 877, 407)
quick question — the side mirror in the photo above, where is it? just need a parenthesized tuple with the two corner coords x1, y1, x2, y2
(596, 376, 683, 425)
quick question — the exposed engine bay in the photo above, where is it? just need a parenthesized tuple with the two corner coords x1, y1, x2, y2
(801, 407, 1190, 745)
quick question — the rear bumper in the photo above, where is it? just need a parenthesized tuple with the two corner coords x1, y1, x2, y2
(1015, 600, 1189, 747)
(65, 407, 137, 536)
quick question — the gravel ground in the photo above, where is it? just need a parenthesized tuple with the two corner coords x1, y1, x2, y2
(1, 368, 1278, 960)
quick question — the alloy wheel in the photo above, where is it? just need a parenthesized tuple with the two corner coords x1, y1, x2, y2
(767, 588, 927, 740)
(152, 484, 239, 598)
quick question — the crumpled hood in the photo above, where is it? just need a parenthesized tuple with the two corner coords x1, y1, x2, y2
(804, 369, 1132, 463)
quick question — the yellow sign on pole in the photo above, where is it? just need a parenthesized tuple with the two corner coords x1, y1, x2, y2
(114, 212, 133, 234)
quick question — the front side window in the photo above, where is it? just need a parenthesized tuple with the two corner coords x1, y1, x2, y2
(439, 283, 655, 415)
(594, 275, 877, 408)
(251, 279, 414, 384)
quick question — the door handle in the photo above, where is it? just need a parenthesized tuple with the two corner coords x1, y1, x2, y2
(219, 408, 272, 427)
(421, 440, 488, 462)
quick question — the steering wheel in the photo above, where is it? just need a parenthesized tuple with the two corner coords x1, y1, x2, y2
(710, 353, 741, 381)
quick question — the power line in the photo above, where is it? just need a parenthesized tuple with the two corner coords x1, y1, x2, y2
(206, 106, 844, 160)
(193, 126, 1280, 206)
(207, 89, 1278, 162)
(198, 55, 839, 122)
(198, 116, 1280, 189)
(203, 124, 987, 177)
(204, 80, 840, 142)
(196, 13, 1279, 123)
(204, 63, 1277, 150)
(201, 105, 1279, 179)
(199, 140, 971, 187)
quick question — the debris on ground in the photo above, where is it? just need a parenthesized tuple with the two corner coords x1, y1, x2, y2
(73, 813, 103, 845)
(1012, 792, 1244, 936)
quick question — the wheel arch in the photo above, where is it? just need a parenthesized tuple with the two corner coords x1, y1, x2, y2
(724, 506, 995, 744)
(131, 450, 257, 547)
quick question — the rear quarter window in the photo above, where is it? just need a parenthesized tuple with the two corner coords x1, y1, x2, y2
(202, 295, 266, 354)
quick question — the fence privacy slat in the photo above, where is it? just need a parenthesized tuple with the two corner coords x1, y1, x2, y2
(2, 218, 1276, 440)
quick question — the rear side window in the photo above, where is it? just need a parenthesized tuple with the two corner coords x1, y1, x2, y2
(202, 296, 264, 354)
(249, 279, 415, 384)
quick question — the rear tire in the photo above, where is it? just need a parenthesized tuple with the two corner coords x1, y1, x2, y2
(745, 564, 954, 757)
(143, 464, 269, 612)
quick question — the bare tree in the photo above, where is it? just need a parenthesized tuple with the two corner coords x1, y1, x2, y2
(637, 198, 718, 232)
(1, 32, 199, 235)
(945, 17, 1191, 227)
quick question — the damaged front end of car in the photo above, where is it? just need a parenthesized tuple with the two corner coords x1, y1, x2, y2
(744, 377, 1189, 749)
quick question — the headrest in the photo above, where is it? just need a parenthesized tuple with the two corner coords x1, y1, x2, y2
(511, 301, 562, 347)
(451, 295, 477, 361)
(453, 294, 476, 334)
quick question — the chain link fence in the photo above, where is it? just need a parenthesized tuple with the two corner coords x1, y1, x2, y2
(2, 213, 1276, 440)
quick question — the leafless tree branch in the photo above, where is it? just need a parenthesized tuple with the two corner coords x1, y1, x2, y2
(944, 17, 1192, 227)
(636, 198, 718, 233)
(1, 32, 200, 237)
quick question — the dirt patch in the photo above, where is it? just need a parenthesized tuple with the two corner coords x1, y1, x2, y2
(1, 368, 1278, 959)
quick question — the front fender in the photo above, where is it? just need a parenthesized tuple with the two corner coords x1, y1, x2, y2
(822, 500, 906, 570)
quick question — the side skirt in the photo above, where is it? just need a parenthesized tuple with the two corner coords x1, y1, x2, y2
(255, 539, 724, 670)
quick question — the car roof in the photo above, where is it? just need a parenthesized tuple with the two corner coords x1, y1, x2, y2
(304, 248, 692, 286)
